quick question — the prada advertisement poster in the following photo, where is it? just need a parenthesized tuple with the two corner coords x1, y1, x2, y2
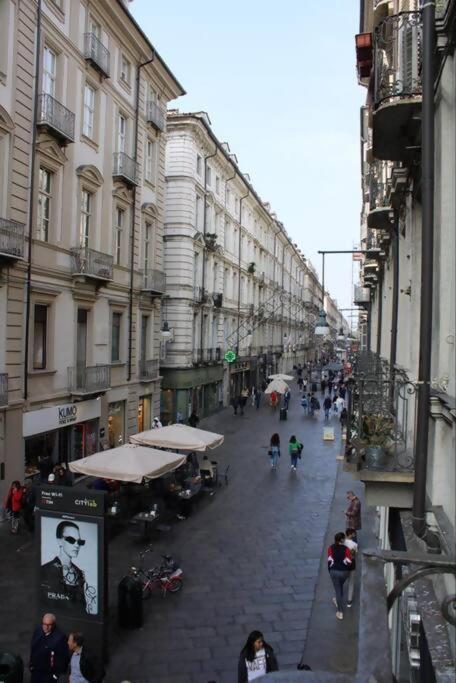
(37, 486, 106, 624)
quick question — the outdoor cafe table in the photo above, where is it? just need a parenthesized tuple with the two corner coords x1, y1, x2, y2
(129, 510, 161, 540)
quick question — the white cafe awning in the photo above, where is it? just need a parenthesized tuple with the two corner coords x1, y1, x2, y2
(130, 423, 224, 452)
(68, 444, 186, 483)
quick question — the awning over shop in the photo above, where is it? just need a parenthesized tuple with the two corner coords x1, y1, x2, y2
(267, 373, 294, 381)
(130, 424, 224, 451)
(68, 444, 186, 483)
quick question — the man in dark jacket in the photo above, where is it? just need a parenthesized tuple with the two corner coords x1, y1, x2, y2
(29, 613, 69, 682)
(68, 632, 105, 683)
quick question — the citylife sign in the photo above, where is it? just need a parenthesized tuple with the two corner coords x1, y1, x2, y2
(23, 398, 101, 438)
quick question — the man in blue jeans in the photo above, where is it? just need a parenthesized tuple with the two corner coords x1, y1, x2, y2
(327, 532, 352, 620)
(323, 395, 332, 421)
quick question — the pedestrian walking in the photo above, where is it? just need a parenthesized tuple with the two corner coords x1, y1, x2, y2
(239, 391, 248, 415)
(302, 378, 308, 393)
(345, 491, 362, 536)
(231, 396, 239, 415)
(23, 480, 37, 533)
(188, 411, 199, 428)
(251, 387, 256, 408)
(323, 395, 332, 421)
(29, 613, 69, 682)
(336, 395, 345, 413)
(68, 632, 105, 683)
(288, 435, 303, 471)
(255, 389, 262, 410)
(320, 379, 326, 395)
(344, 528, 358, 608)
(327, 532, 352, 620)
(297, 376, 303, 391)
(152, 416, 163, 428)
(311, 381, 317, 394)
(9, 480, 24, 534)
(340, 407, 348, 428)
(283, 388, 291, 410)
(300, 393, 308, 413)
(269, 390, 278, 411)
(238, 630, 278, 682)
(332, 394, 338, 414)
(327, 379, 333, 395)
(269, 433, 281, 470)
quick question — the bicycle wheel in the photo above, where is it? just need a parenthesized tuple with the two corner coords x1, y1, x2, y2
(166, 578, 183, 594)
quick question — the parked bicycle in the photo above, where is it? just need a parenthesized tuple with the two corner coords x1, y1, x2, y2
(128, 547, 183, 598)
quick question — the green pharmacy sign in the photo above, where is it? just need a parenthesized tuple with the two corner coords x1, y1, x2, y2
(224, 350, 237, 363)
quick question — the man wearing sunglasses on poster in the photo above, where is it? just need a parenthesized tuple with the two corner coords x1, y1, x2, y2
(41, 521, 97, 616)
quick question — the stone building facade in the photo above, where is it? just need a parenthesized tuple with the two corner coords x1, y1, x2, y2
(161, 110, 333, 421)
(0, 0, 183, 499)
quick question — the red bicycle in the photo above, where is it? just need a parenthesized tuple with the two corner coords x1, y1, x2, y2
(129, 549, 183, 598)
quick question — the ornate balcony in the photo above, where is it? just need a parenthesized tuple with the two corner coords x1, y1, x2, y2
(83, 33, 110, 78)
(344, 361, 416, 506)
(367, 160, 394, 231)
(373, 12, 422, 161)
(212, 292, 223, 308)
(193, 286, 209, 304)
(139, 359, 161, 382)
(366, 231, 386, 260)
(37, 94, 75, 144)
(71, 246, 113, 282)
(113, 152, 138, 186)
(0, 373, 7, 407)
(146, 101, 165, 132)
(142, 269, 165, 294)
(193, 348, 221, 365)
(0, 218, 25, 262)
(68, 364, 111, 395)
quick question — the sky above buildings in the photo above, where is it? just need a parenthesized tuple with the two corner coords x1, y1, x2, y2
(131, 0, 365, 323)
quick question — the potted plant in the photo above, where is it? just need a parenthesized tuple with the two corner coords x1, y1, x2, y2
(352, 412, 395, 470)
(247, 262, 256, 274)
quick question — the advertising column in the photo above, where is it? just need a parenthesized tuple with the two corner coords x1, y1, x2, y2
(37, 486, 107, 658)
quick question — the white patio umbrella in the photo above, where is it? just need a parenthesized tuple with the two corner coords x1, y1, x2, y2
(267, 373, 294, 381)
(68, 444, 186, 483)
(265, 378, 290, 394)
(130, 423, 224, 452)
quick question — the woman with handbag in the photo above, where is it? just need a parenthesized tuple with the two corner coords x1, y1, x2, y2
(288, 435, 303, 471)
(269, 433, 281, 470)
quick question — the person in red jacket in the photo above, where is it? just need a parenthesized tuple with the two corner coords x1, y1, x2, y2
(9, 480, 24, 534)
(327, 531, 352, 620)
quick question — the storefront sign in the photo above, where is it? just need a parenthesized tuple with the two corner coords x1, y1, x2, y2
(23, 399, 101, 438)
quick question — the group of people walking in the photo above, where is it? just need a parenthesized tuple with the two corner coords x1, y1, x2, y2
(29, 613, 104, 682)
(268, 433, 303, 471)
(327, 491, 362, 620)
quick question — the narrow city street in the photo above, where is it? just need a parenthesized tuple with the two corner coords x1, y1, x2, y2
(1, 382, 356, 682)
(106, 383, 345, 682)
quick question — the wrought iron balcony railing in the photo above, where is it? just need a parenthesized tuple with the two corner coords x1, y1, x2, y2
(68, 364, 111, 394)
(139, 359, 160, 381)
(0, 373, 7, 407)
(38, 94, 75, 143)
(193, 348, 222, 364)
(374, 12, 422, 108)
(369, 160, 392, 211)
(345, 358, 416, 473)
(83, 33, 110, 78)
(113, 152, 139, 186)
(212, 292, 223, 307)
(0, 218, 25, 259)
(71, 246, 113, 281)
(142, 269, 165, 294)
(193, 286, 209, 303)
(146, 101, 165, 132)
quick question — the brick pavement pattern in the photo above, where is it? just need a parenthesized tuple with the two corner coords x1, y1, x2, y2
(0, 382, 343, 682)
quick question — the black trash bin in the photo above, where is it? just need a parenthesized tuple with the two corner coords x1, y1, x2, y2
(118, 575, 143, 629)
(0, 652, 24, 683)
(280, 407, 287, 421)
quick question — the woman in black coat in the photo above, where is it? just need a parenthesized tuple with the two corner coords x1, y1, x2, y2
(238, 630, 278, 682)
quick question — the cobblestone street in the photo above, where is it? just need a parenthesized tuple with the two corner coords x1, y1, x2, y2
(1, 383, 350, 682)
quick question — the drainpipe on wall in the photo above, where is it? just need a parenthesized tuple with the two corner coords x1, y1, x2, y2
(199, 148, 217, 357)
(376, 266, 383, 357)
(412, 0, 441, 552)
(236, 191, 249, 353)
(389, 212, 400, 398)
(24, 0, 42, 401)
(127, 53, 155, 382)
